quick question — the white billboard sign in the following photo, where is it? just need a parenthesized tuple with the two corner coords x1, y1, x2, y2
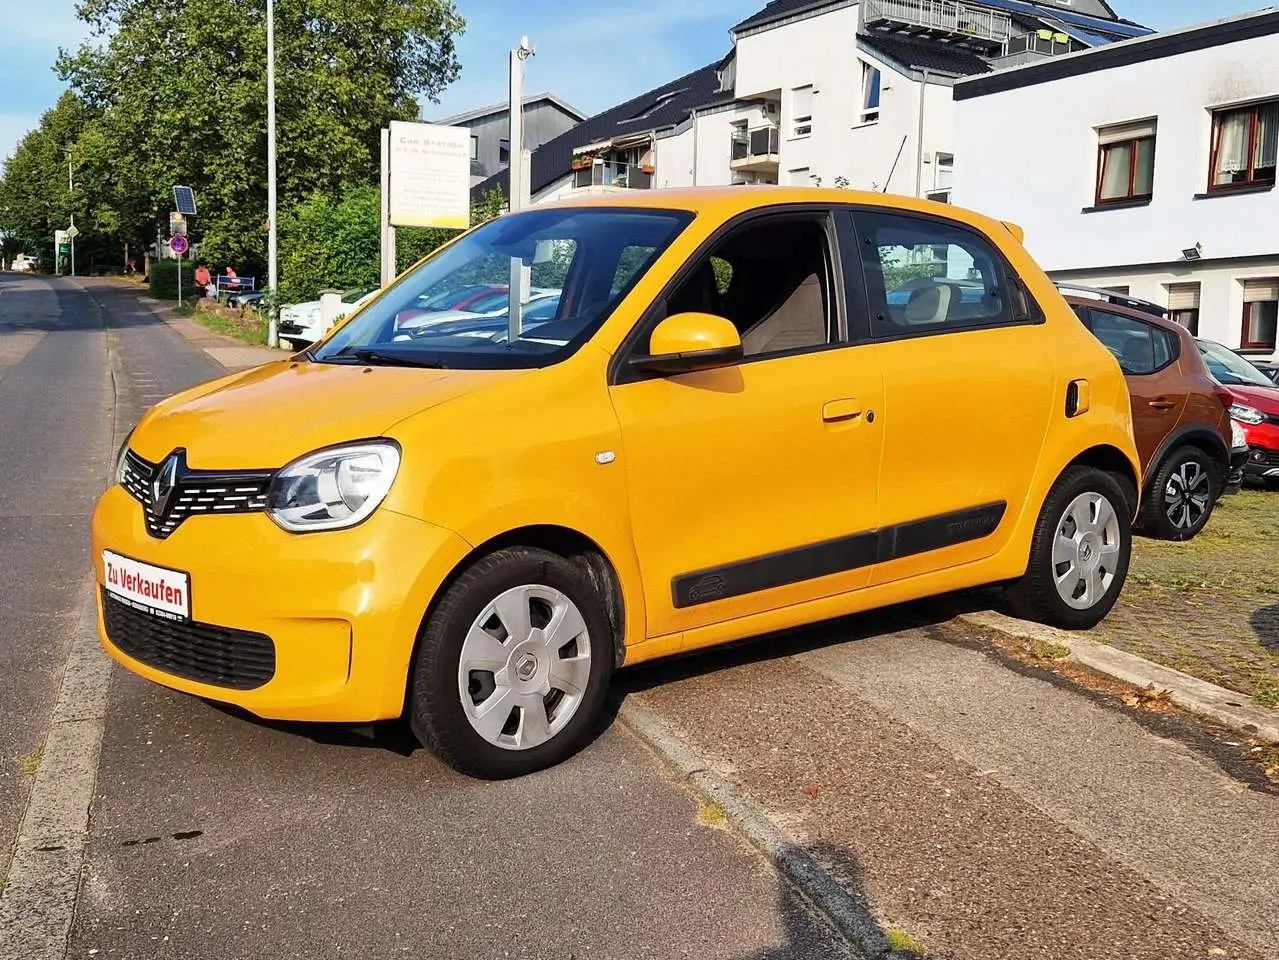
(388, 121, 471, 230)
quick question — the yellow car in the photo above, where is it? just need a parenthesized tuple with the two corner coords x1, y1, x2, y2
(92, 188, 1139, 778)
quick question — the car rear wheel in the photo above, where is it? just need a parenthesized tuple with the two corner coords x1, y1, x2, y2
(1005, 465, 1132, 630)
(408, 547, 614, 779)
(1138, 446, 1219, 541)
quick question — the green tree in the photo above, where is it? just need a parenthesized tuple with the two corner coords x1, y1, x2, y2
(55, 0, 463, 272)
(277, 185, 505, 303)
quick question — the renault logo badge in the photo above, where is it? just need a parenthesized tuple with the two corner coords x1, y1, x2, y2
(150, 452, 183, 519)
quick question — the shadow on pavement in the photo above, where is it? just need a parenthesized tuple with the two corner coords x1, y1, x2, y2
(1251, 602, 1278, 654)
(733, 841, 921, 960)
(199, 699, 421, 756)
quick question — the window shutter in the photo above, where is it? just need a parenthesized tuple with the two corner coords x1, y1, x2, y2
(791, 86, 813, 119)
(1243, 278, 1279, 302)
(1167, 283, 1200, 310)
(1098, 120, 1156, 145)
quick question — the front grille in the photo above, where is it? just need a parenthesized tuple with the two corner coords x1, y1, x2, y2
(102, 588, 276, 690)
(1265, 413, 1279, 427)
(121, 450, 273, 539)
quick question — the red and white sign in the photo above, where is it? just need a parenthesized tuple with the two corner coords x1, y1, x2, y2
(103, 551, 191, 620)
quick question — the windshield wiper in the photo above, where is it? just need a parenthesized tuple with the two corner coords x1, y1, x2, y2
(330, 347, 448, 369)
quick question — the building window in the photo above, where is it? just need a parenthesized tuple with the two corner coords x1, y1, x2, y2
(1241, 278, 1279, 351)
(861, 63, 881, 124)
(469, 135, 479, 161)
(791, 86, 813, 138)
(1209, 100, 1278, 192)
(1096, 120, 1155, 204)
(499, 138, 511, 164)
(1167, 282, 1200, 336)
(927, 152, 954, 203)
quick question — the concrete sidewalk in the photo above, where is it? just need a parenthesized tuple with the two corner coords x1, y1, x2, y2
(86, 277, 288, 370)
(621, 613, 1279, 960)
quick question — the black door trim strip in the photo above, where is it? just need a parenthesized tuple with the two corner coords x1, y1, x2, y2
(672, 502, 1007, 609)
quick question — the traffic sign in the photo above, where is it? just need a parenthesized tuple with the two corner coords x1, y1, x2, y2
(169, 235, 189, 256)
(65, 224, 80, 239)
(173, 186, 198, 216)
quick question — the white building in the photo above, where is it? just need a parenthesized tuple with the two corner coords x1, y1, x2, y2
(474, 0, 1149, 206)
(953, 8, 1279, 361)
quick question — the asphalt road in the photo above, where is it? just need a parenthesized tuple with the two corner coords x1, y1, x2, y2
(0, 274, 847, 960)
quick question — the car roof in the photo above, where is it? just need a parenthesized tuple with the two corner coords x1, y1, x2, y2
(531, 186, 1022, 239)
(1063, 293, 1188, 337)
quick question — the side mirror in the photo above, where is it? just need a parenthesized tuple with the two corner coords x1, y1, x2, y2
(629, 312, 743, 376)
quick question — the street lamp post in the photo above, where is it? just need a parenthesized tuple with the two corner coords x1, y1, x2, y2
(507, 36, 534, 344)
(67, 151, 76, 278)
(265, 0, 279, 348)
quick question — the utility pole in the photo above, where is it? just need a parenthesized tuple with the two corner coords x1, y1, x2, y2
(265, 0, 279, 347)
(67, 152, 76, 278)
(507, 36, 534, 344)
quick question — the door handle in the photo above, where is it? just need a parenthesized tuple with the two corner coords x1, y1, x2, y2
(1148, 398, 1177, 411)
(822, 398, 862, 423)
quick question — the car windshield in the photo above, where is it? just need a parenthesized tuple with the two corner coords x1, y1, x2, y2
(313, 207, 693, 369)
(1197, 339, 1274, 387)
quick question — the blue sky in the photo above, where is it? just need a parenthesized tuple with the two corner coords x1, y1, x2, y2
(0, 0, 1271, 166)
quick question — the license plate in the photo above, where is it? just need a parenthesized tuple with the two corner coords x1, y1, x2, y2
(102, 551, 191, 621)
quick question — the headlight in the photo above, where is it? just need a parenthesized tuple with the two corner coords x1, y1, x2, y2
(1229, 404, 1264, 425)
(266, 441, 401, 532)
(114, 430, 135, 485)
(308, 307, 322, 324)
(1231, 419, 1248, 449)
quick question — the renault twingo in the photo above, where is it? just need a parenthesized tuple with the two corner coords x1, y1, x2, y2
(92, 188, 1140, 778)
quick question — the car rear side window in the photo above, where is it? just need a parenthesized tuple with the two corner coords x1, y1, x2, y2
(1085, 308, 1178, 374)
(857, 211, 1018, 338)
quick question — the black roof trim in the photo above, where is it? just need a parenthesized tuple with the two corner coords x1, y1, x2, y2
(732, 0, 843, 33)
(956, 9, 1279, 100)
(857, 33, 992, 78)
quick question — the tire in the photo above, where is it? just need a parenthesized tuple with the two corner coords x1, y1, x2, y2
(408, 547, 614, 779)
(1137, 445, 1220, 541)
(1005, 465, 1132, 630)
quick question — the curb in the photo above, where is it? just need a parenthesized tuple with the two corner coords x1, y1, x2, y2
(957, 609, 1279, 743)
(619, 700, 901, 960)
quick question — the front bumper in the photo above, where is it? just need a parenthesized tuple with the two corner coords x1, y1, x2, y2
(1242, 445, 1279, 481)
(91, 484, 471, 722)
(1225, 447, 1248, 495)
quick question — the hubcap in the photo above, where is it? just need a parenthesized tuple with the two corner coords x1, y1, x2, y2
(457, 584, 592, 752)
(1051, 492, 1123, 611)
(1164, 460, 1210, 530)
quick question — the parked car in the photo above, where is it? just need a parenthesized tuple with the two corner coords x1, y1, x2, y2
(10, 254, 37, 273)
(404, 295, 563, 341)
(1196, 339, 1279, 487)
(1250, 358, 1279, 384)
(1064, 288, 1236, 540)
(278, 287, 378, 350)
(227, 291, 264, 310)
(395, 290, 561, 335)
(93, 188, 1140, 779)
(390, 284, 511, 327)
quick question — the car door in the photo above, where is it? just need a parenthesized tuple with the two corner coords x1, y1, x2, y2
(609, 209, 885, 639)
(1077, 305, 1184, 471)
(852, 207, 1060, 587)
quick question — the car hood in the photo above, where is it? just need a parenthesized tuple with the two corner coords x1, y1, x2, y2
(130, 359, 518, 469)
(1225, 383, 1279, 413)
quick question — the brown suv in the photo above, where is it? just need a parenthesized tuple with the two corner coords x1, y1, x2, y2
(1063, 288, 1235, 541)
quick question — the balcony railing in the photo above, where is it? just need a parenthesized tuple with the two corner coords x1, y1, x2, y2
(731, 125, 780, 162)
(862, 0, 1013, 46)
(572, 160, 652, 190)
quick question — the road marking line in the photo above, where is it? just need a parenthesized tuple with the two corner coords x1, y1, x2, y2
(0, 587, 111, 960)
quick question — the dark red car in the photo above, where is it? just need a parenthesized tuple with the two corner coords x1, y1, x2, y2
(1196, 339, 1279, 487)
(1063, 288, 1236, 540)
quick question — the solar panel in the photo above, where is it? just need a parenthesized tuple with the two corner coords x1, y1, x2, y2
(173, 185, 198, 216)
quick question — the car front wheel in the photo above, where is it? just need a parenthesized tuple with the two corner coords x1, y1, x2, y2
(1006, 465, 1132, 630)
(1138, 446, 1220, 541)
(408, 547, 614, 779)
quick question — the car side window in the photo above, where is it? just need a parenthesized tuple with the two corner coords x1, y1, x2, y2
(662, 216, 836, 359)
(858, 211, 1014, 337)
(1086, 308, 1164, 375)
